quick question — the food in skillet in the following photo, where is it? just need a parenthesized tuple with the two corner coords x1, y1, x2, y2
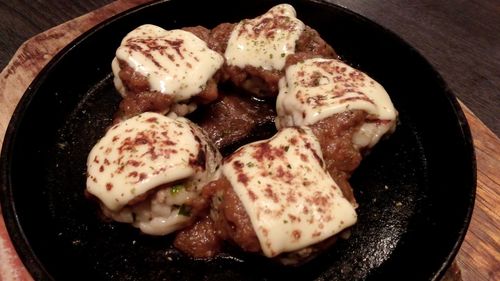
(276, 57, 397, 202)
(208, 4, 336, 98)
(86, 112, 221, 235)
(174, 127, 357, 264)
(86, 3, 397, 265)
(112, 24, 224, 121)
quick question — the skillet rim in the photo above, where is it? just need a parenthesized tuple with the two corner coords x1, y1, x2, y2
(0, 0, 476, 280)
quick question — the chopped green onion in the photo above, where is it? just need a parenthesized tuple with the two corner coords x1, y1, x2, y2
(170, 184, 184, 195)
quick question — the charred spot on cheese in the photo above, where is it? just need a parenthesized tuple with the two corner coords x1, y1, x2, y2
(189, 148, 206, 169)
(222, 127, 357, 257)
(225, 4, 305, 71)
(112, 24, 223, 101)
(276, 58, 397, 148)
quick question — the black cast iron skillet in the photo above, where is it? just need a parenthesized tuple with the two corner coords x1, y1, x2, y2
(0, 0, 476, 280)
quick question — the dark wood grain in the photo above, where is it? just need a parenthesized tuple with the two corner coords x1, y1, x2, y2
(0, 0, 113, 67)
(329, 0, 500, 137)
(1, 0, 498, 136)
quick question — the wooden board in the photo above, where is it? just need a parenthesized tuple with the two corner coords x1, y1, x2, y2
(0, 0, 497, 280)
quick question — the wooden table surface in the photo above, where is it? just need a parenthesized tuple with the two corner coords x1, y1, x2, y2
(0, 1, 498, 280)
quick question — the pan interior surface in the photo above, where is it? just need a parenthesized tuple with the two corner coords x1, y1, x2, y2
(0, 1, 475, 280)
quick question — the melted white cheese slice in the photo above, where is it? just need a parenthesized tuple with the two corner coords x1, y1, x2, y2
(225, 4, 305, 71)
(276, 58, 397, 148)
(86, 112, 204, 211)
(113, 24, 223, 101)
(222, 127, 357, 257)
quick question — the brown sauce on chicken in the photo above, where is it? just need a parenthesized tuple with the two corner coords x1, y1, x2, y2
(209, 24, 337, 98)
(190, 90, 276, 153)
(310, 110, 367, 205)
(174, 216, 221, 258)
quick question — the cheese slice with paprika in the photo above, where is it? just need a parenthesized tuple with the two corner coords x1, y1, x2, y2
(87, 112, 208, 211)
(222, 127, 357, 257)
(276, 58, 397, 148)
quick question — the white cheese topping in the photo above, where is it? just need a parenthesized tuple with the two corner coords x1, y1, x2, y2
(86, 112, 207, 211)
(222, 127, 357, 257)
(225, 4, 305, 71)
(112, 24, 223, 101)
(276, 58, 397, 148)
